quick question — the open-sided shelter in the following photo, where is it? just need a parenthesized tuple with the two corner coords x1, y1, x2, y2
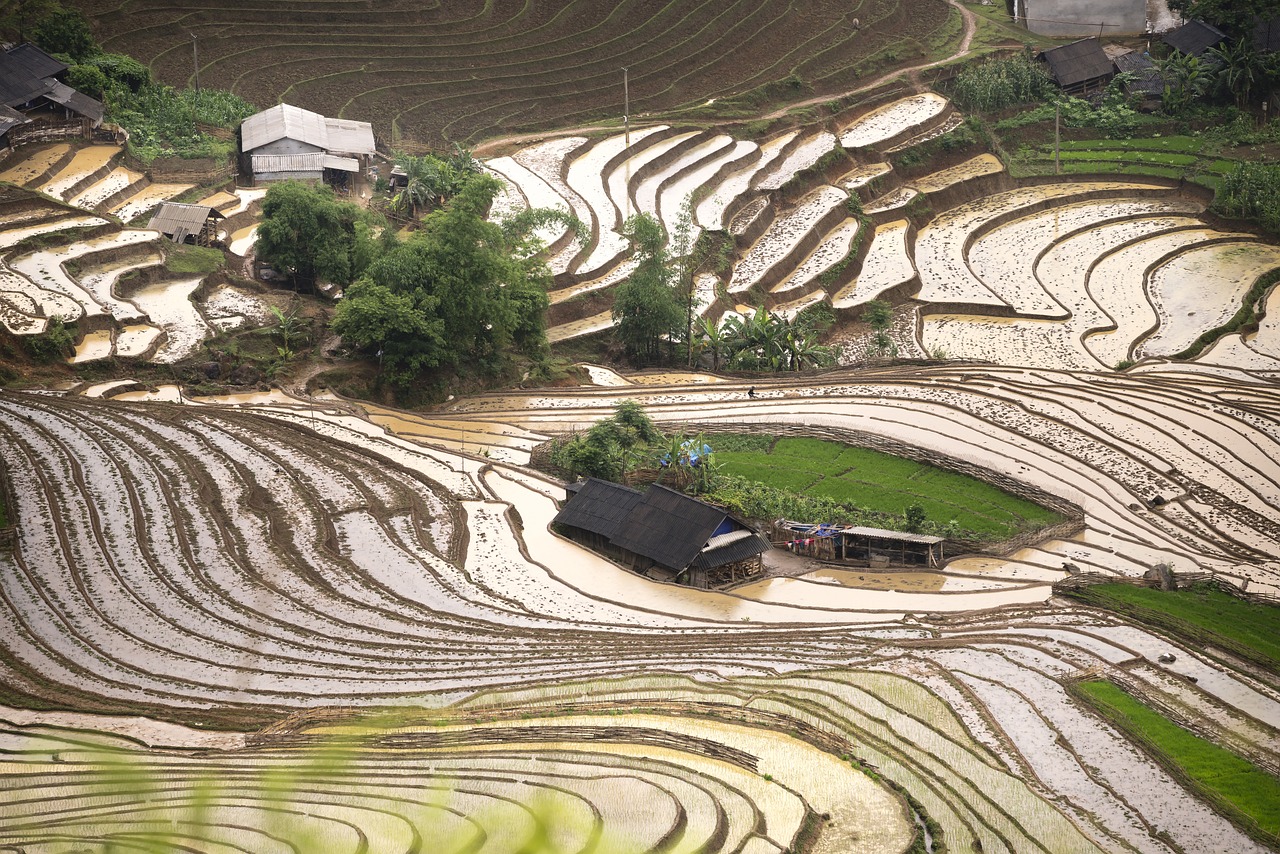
(240, 103, 375, 185)
(1040, 38, 1115, 94)
(555, 479, 769, 588)
(146, 202, 225, 246)
(775, 520, 945, 568)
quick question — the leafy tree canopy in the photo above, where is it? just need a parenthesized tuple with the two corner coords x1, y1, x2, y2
(256, 181, 382, 290)
(612, 213, 684, 364)
(333, 173, 563, 385)
(1169, 0, 1277, 36)
(31, 5, 94, 61)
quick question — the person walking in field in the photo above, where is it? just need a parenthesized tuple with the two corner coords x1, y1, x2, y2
(747, 387, 756, 399)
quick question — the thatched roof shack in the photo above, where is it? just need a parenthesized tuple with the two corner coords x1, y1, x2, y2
(776, 520, 944, 568)
(555, 478, 769, 588)
(1040, 38, 1115, 94)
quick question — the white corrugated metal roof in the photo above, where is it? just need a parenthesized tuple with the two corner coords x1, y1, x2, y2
(322, 154, 360, 172)
(324, 117, 375, 155)
(241, 103, 329, 152)
(702, 529, 754, 551)
(778, 520, 945, 544)
(147, 202, 223, 237)
(251, 152, 325, 173)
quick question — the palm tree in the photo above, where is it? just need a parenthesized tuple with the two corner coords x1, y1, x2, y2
(1208, 39, 1260, 109)
(779, 315, 832, 371)
(391, 154, 442, 218)
(448, 143, 483, 180)
(1154, 52, 1212, 115)
(694, 316, 726, 372)
(725, 308, 787, 370)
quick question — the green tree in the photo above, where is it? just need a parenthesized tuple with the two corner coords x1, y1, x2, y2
(31, 5, 95, 60)
(331, 280, 446, 385)
(613, 213, 683, 364)
(693, 316, 726, 372)
(550, 401, 662, 481)
(0, 0, 57, 44)
(65, 62, 107, 99)
(723, 309, 780, 370)
(862, 299, 895, 359)
(256, 181, 380, 290)
(1154, 52, 1213, 114)
(904, 503, 927, 533)
(391, 153, 447, 217)
(779, 315, 832, 371)
(333, 173, 560, 384)
(1168, 0, 1275, 35)
(1209, 39, 1262, 108)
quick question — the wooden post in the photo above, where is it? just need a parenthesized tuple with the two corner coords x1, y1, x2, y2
(1054, 103, 1061, 175)
(623, 66, 631, 221)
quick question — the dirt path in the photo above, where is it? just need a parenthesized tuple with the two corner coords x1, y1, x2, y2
(473, 0, 978, 156)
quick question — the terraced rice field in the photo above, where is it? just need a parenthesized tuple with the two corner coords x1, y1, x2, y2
(73, 0, 959, 149)
(0, 147, 270, 359)
(494, 90, 1278, 366)
(5, 79, 1280, 853)
(3, 363, 1280, 852)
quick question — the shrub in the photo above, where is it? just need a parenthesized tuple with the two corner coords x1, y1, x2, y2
(25, 319, 76, 364)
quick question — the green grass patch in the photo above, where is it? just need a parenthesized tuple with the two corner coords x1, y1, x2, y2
(1048, 149, 1200, 167)
(1075, 679, 1280, 846)
(1056, 135, 1207, 154)
(1063, 583, 1280, 672)
(164, 244, 226, 275)
(711, 434, 1061, 540)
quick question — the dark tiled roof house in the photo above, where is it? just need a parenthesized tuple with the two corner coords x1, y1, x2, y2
(554, 479, 770, 588)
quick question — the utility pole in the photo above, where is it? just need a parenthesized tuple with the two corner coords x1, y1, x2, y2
(191, 33, 201, 92)
(1054, 102, 1061, 175)
(623, 66, 631, 221)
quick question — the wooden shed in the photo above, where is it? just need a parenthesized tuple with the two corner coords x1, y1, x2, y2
(147, 202, 225, 246)
(0, 43, 103, 128)
(1163, 19, 1227, 57)
(775, 520, 945, 568)
(1040, 38, 1115, 95)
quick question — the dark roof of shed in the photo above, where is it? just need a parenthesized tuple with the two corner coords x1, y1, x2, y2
(0, 43, 64, 106)
(553, 478, 643, 540)
(1163, 19, 1227, 56)
(610, 483, 731, 572)
(1041, 38, 1114, 88)
(1113, 51, 1164, 95)
(693, 530, 770, 570)
(45, 80, 103, 123)
(146, 202, 224, 236)
(0, 104, 30, 136)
